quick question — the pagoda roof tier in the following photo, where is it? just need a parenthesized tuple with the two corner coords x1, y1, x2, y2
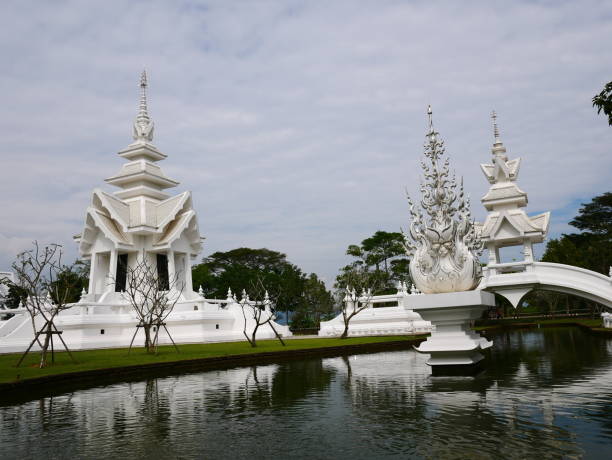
(118, 142, 167, 162)
(480, 157, 521, 184)
(77, 189, 202, 254)
(481, 182, 527, 210)
(476, 209, 550, 246)
(105, 159, 179, 190)
(114, 185, 170, 200)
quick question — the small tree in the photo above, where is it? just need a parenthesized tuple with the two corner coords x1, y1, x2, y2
(237, 277, 286, 348)
(2, 242, 78, 368)
(335, 268, 378, 339)
(123, 254, 184, 354)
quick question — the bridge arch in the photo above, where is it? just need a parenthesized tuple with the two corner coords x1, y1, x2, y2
(480, 262, 612, 310)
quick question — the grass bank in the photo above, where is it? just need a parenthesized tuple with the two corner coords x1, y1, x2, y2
(0, 335, 424, 387)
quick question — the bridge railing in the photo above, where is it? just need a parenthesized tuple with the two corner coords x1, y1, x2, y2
(485, 260, 534, 276)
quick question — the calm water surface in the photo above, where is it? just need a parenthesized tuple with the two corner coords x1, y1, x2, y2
(1, 327, 612, 459)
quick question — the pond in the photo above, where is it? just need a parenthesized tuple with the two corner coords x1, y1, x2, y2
(1, 327, 611, 459)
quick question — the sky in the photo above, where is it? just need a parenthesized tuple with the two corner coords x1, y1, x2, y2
(0, 0, 610, 286)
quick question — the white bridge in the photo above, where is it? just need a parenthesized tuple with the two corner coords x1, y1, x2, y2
(481, 261, 612, 310)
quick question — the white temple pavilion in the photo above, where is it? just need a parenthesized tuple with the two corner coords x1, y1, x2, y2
(0, 73, 290, 353)
(75, 71, 201, 303)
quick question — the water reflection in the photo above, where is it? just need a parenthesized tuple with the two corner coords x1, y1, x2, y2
(1, 328, 611, 459)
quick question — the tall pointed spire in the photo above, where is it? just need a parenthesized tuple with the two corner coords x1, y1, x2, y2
(490, 110, 506, 158)
(427, 105, 437, 142)
(491, 110, 500, 140)
(132, 70, 154, 143)
(107, 70, 178, 200)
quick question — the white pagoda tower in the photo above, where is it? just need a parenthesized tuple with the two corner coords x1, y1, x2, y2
(477, 112, 550, 273)
(75, 71, 202, 301)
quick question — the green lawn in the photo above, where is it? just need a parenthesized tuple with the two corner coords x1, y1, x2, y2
(0, 335, 419, 384)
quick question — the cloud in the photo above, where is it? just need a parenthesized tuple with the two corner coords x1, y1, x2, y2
(0, 0, 610, 283)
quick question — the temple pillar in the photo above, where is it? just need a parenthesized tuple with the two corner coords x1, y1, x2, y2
(487, 244, 499, 275)
(523, 241, 534, 271)
(88, 253, 97, 295)
(184, 254, 193, 291)
(167, 249, 176, 287)
(108, 249, 118, 292)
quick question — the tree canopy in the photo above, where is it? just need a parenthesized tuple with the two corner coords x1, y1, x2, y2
(336, 230, 410, 295)
(542, 192, 611, 275)
(191, 248, 333, 328)
(593, 81, 612, 126)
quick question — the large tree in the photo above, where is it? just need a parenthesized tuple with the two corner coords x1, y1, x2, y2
(291, 273, 334, 329)
(192, 248, 333, 328)
(337, 230, 410, 295)
(542, 192, 611, 275)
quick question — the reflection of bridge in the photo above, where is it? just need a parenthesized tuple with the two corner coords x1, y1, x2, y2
(481, 261, 612, 309)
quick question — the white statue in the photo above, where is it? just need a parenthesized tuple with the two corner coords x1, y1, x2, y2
(403, 106, 483, 294)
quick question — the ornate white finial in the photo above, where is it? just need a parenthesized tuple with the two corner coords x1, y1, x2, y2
(427, 105, 436, 141)
(227, 287, 233, 298)
(492, 110, 499, 139)
(491, 110, 507, 158)
(198, 285, 204, 296)
(402, 107, 483, 294)
(132, 70, 155, 143)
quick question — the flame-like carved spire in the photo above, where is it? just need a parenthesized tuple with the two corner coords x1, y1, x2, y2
(402, 106, 483, 294)
(132, 70, 155, 143)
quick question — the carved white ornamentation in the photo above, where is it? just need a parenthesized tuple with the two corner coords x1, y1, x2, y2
(403, 107, 483, 294)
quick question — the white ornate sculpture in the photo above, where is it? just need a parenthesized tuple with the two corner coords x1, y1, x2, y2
(404, 106, 483, 294)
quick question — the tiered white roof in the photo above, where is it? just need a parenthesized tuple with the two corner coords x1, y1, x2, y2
(476, 112, 549, 247)
(76, 71, 202, 256)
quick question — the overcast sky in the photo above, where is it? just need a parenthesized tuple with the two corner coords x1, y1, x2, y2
(0, 0, 610, 285)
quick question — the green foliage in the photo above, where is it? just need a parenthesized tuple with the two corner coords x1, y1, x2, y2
(291, 273, 334, 329)
(2, 285, 28, 309)
(50, 260, 90, 304)
(569, 192, 612, 235)
(191, 263, 214, 295)
(1, 259, 89, 307)
(191, 248, 333, 327)
(593, 81, 612, 126)
(542, 192, 611, 275)
(336, 230, 410, 295)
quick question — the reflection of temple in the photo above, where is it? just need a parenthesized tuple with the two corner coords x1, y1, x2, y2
(0, 73, 289, 352)
(2, 329, 610, 458)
